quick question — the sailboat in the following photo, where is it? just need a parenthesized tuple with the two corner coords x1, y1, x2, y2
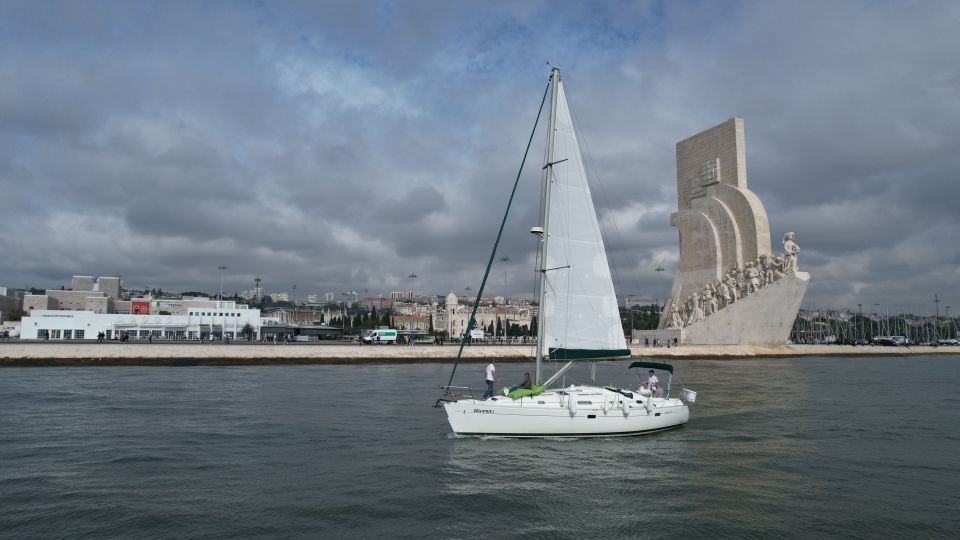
(439, 68, 694, 437)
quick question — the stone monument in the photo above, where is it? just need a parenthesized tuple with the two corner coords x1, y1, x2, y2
(657, 118, 809, 346)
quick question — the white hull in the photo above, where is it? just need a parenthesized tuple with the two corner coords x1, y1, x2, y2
(443, 385, 689, 438)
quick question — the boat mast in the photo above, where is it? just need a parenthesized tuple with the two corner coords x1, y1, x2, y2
(535, 67, 561, 385)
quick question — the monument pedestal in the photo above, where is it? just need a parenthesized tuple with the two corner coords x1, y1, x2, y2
(679, 272, 809, 346)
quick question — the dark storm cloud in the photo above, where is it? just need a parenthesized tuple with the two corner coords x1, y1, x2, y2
(1, 0, 958, 312)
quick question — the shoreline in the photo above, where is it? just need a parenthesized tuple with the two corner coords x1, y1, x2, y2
(0, 342, 957, 367)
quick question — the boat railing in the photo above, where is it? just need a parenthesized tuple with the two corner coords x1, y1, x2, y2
(436, 385, 477, 406)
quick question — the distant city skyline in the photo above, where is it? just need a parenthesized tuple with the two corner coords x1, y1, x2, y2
(1, 1, 958, 312)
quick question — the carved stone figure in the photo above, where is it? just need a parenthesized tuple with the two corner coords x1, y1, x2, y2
(725, 271, 739, 302)
(703, 285, 715, 316)
(737, 268, 748, 296)
(761, 255, 774, 285)
(783, 232, 800, 272)
(712, 280, 724, 308)
(668, 306, 683, 329)
(773, 255, 785, 280)
(745, 263, 760, 294)
(687, 292, 704, 324)
(718, 279, 732, 307)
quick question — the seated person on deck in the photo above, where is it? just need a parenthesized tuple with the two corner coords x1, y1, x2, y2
(508, 372, 533, 394)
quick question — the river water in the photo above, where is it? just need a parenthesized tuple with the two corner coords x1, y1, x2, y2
(1, 356, 958, 538)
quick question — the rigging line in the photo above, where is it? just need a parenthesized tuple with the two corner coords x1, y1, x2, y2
(566, 91, 644, 305)
(446, 80, 551, 388)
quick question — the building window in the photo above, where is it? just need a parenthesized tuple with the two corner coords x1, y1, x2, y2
(50, 329, 61, 339)
(74, 330, 84, 340)
(63, 330, 72, 340)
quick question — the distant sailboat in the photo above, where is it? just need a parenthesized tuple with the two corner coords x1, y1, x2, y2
(438, 68, 695, 437)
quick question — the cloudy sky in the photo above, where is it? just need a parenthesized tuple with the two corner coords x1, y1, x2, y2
(2, 0, 958, 314)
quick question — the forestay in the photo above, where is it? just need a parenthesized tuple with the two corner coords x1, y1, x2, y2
(541, 81, 629, 361)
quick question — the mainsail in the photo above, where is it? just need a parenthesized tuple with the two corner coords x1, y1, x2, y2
(540, 80, 629, 361)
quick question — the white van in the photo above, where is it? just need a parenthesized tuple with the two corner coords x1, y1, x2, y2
(362, 328, 398, 345)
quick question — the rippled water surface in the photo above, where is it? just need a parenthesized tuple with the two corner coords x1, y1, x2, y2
(2, 356, 959, 538)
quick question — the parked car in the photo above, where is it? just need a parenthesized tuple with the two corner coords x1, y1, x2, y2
(937, 338, 959, 346)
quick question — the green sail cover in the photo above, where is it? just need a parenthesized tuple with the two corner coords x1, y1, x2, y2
(504, 385, 547, 400)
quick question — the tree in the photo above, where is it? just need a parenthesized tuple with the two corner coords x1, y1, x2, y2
(4, 309, 23, 322)
(242, 323, 254, 341)
(529, 316, 537, 336)
(495, 316, 503, 336)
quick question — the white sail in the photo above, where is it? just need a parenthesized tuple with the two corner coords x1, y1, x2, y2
(540, 80, 628, 360)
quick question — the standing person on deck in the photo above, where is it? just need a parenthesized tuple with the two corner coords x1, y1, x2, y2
(483, 362, 499, 399)
(648, 369, 660, 397)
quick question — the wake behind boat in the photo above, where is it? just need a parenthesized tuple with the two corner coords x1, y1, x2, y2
(437, 68, 697, 437)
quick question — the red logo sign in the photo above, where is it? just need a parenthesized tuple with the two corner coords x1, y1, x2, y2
(131, 300, 151, 315)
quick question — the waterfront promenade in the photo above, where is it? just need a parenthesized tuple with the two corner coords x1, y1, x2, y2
(0, 341, 957, 366)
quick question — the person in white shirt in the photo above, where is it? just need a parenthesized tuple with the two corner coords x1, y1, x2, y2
(483, 362, 499, 398)
(647, 369, 660, 397)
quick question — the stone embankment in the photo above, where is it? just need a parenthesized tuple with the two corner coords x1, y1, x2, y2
(0, 342, 956, 366)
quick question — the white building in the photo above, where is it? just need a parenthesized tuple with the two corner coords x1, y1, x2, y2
(20, 301, 269, 341)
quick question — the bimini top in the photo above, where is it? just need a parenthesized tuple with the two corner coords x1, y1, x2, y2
(628, 361, 674, 374)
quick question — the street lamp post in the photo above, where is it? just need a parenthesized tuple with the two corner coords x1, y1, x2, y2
(934, 294, 941, 340)
(341, 293, 353, 334)
(217, 265, 227, 302)
(499, 256, 510, 339)
(498, 256, 510, 297)
(857, 303, 862, 342)
(654, 265, 665, 315)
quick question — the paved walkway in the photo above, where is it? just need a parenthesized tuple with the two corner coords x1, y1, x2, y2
(0, 341, 956, 366)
